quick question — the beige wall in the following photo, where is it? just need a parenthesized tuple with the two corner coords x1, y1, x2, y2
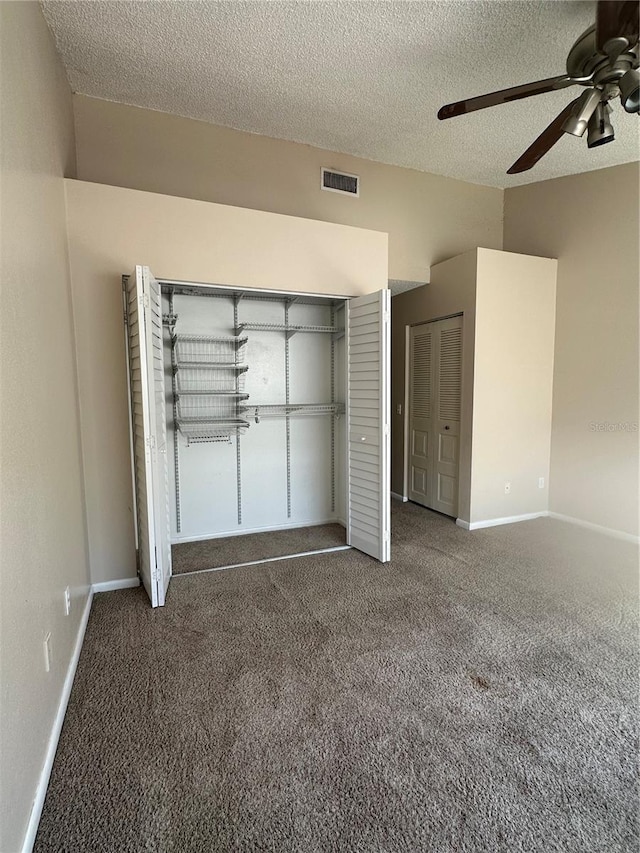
(72, 95, 504, 283)
(64, 179, 388, 585)
(472, 250, 556, 523)
(504, 164, 639, 538)
(0, 5, 90, 851)
(392, 249, 557, 526)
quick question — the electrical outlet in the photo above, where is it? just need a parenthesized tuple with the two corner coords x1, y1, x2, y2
(396, 403, 402, 415)
(43, 633, 52, 673)
(538, 477, 545, 489)
(504, 482, 511, 495)
(64, 586, 71, 616)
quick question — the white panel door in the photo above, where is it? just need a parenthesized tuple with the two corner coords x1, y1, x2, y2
(407, 315, 462, 517)
(346, 290, 391, 562)
(408, 325, 434, 507)
(126, 266, 171, 607)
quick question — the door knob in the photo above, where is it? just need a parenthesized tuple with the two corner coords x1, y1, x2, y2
(444, 425, 450, 430)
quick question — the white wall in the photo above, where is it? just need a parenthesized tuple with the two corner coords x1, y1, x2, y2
(504, 163, 639, 538)
(0, 5, 90, 851)
(64, 180, 388, 585)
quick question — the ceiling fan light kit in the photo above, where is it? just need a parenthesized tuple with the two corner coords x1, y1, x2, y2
(562, 87, 602, 137)
(437, 0, 639, 174)
(587, 102, 615, 147)
(620, 67, 640, 112)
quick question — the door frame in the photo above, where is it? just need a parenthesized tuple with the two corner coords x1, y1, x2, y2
(403, 312, 464, 514)
(123, 274, 392, 602)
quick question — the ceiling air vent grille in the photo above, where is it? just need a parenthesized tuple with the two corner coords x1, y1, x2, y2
(321, 168, 359, 197)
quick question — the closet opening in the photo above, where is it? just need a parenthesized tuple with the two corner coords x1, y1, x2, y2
(124, 266, 391, 607)
(161, 279, 349, 575)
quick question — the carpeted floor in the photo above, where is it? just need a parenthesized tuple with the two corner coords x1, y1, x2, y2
(35, 502, 639, 852)
(172, 523, 346, 574)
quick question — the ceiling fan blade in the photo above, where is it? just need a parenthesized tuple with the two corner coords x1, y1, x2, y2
(596, 0, 639, 54)
(437, 75, 575, 119)
(507, 97, 581, 174)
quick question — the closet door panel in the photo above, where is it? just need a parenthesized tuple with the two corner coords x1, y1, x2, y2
(408, 325, 434, 508)
(126, 267, 159, 606)
(431, 316, 462, 517)
(347, 290, 391, 563)
(126, 266, 171, 608)
(145, 269, 172, 605)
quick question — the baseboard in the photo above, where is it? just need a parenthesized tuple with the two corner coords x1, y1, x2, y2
(548, 512, 640, 544)
(458, 512, 548, 531)
(171, 518, 343, 545)
(22, 589, 94, 853)
(92, 577, 140, 593)
(390, 491, 408, 502)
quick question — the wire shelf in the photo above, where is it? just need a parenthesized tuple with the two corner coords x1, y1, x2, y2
(177, 417, 250, 444)
(176, 366, 248, 393)
(174, 335, 248, 365)
(177, 393, 249, 420)
(241, 403, 345, 422)
(235, 323, 343, 339)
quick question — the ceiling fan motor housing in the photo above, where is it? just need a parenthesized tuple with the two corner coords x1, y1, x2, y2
(567, 25, 639, 104)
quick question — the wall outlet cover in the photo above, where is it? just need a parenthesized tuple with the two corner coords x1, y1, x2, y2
(538, 477, 545, 489)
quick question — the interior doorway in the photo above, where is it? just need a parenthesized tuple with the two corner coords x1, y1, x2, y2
(407, 315, 462, 517)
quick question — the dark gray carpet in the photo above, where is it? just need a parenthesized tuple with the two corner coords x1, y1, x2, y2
(172, 523, 346, 574)
(35, 502, 639, 852)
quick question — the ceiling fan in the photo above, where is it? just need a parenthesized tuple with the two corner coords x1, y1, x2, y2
(437, 0, 639, 174)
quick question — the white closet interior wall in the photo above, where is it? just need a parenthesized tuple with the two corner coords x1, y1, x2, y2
(163, 289, 347, 542)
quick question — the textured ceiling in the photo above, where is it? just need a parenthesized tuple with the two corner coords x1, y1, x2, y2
(42, 0, 639, 188)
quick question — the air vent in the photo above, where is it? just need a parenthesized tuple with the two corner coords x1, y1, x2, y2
(321, 168, 359, 197)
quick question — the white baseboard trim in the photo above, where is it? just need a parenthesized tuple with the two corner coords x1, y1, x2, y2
(22, 588, 94, 853)
(92, 577, 140, 593)
(457, 512, 548, 531)
(548, 512, 640, 544)
(391, 491, 408, 502)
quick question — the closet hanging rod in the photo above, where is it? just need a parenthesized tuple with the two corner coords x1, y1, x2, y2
(176, 391, 250, 398)
(235, 323, 344, 337)
(240, 403, 345, 420)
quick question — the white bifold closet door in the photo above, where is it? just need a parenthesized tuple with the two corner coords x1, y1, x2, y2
(346, 290, 391, 563)
(126, 266, 171, 607)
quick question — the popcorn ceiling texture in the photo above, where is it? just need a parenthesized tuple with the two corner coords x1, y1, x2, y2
(41, 0, 639, 188)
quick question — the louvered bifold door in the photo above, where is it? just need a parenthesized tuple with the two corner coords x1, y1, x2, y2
(408, 326, 434, 508)
(346, 290, 391, 562)
(144, 268, 172, 605)
(431, 315, 463, 517)
(126, 266, 171, 607)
